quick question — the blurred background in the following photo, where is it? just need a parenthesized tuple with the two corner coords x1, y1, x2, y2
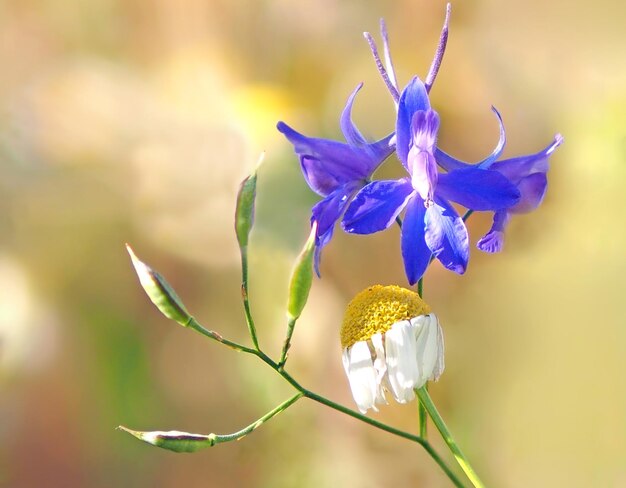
(0, 0, 624, 486)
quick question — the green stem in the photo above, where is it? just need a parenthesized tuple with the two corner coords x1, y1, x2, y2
(419, 384, 428, 438)
(462, 209, 474, 222)
(212, 393, 303, 445)
(417, 387, 486, 488)
(303, 390, 464, 487)
(278, 316, 297, 368)
(240, 249, 260, 350)
(186, 317, 257, 355)
(182, 319, 465, 487)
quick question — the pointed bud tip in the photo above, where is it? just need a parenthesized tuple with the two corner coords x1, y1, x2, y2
(254, 151, 265, 172)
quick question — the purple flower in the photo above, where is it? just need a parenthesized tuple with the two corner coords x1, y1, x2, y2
(342, 77, 521, 284)
(437, 134, 564, 253)
(277, 83, 394, 274)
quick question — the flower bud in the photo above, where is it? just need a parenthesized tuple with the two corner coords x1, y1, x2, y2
(126, 244, 191, 326)
(118, 426, 215, 453)
(286, 223, 317, 321)
(235, 155, 263, 250)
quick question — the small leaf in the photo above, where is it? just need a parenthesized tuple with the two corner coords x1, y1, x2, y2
(126, 244, 191, 326)
(235, 153, 264, 250)
(286, 223, 317, 320)
(118, 426, 215, 453)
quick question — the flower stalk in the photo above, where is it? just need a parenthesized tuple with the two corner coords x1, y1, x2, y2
(235, 153, 264, 350)
(417, 387, 485, 488)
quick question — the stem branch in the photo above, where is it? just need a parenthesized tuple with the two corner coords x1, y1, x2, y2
(212, 393, 303, 445)
(240, 249, 260, 350)
(184, 317, 465, 487)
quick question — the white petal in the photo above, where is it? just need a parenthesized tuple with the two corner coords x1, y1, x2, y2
(370, 333, 388, 405)
(431, 314, 445, 381)
(412, 314, 445, 385)
(384, 321, 418, 403)
(345, 341, 379, 413)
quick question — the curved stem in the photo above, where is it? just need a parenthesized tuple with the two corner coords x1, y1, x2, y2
(301, 390, 465, 488)
(416, 387, 486, 488)
(182, 318, 466, 487)
(213, 393, 303, 444)
(187, 317, 257, 354)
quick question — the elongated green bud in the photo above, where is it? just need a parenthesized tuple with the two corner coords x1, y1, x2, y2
(118, 426, 215, 453)
(286, 223, 317, 321)
(235, 153, 263, 250)
(126, 244, 191, 326)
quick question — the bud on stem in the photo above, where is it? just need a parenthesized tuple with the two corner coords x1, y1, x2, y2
(235, 153, 263, 251)
(280, 223, 317, 366)
(119, 393, 303, 453)
(126, 244, 191, 326)
(286, 223, 317, 321)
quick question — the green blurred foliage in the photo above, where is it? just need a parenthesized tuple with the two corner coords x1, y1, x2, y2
(0, 0, 625, 487)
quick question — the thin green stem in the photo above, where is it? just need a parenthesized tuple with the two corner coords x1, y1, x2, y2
(187, 317, 257, 355)
(240, 249, 260, 350)
(304, 389, 464, 487)
(212, 393, 303, 445)
(462, 209, 474, 222)
(278, 316, 297, 368)
(419, 384, 428, 438)
(183, 317, 466, 487)
(417, 277, 427, 439)
(417, 387, 486, 488)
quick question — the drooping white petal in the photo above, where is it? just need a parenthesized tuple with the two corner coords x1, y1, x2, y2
(344, 341, 380, 413)
(370, 333, 388, 405)
(431, 314, 445, 381)
(385, 321, 419, 403)
(412, 314, 445, 386)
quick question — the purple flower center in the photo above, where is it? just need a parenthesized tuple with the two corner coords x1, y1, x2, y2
(408, 110, 440, 206)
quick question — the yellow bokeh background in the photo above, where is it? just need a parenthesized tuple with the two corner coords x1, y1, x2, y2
(1, 1, 624, 486)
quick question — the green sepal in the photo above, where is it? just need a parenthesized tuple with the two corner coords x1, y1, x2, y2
(286, 224, 317, 320)
(235, 155, 263, 250)
(118, 426, 215, 453)
(126, 244, 191, 326)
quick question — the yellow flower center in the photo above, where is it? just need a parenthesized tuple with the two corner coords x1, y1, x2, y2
(340, 285, 431, 348)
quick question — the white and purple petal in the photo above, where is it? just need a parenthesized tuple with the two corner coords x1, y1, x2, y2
(342, 179, 414, 235)
(436, 167, 520, 211)
(424, 198, 469, 274)
(396, 77, 431, 167)
(407, 109, 440, 201)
